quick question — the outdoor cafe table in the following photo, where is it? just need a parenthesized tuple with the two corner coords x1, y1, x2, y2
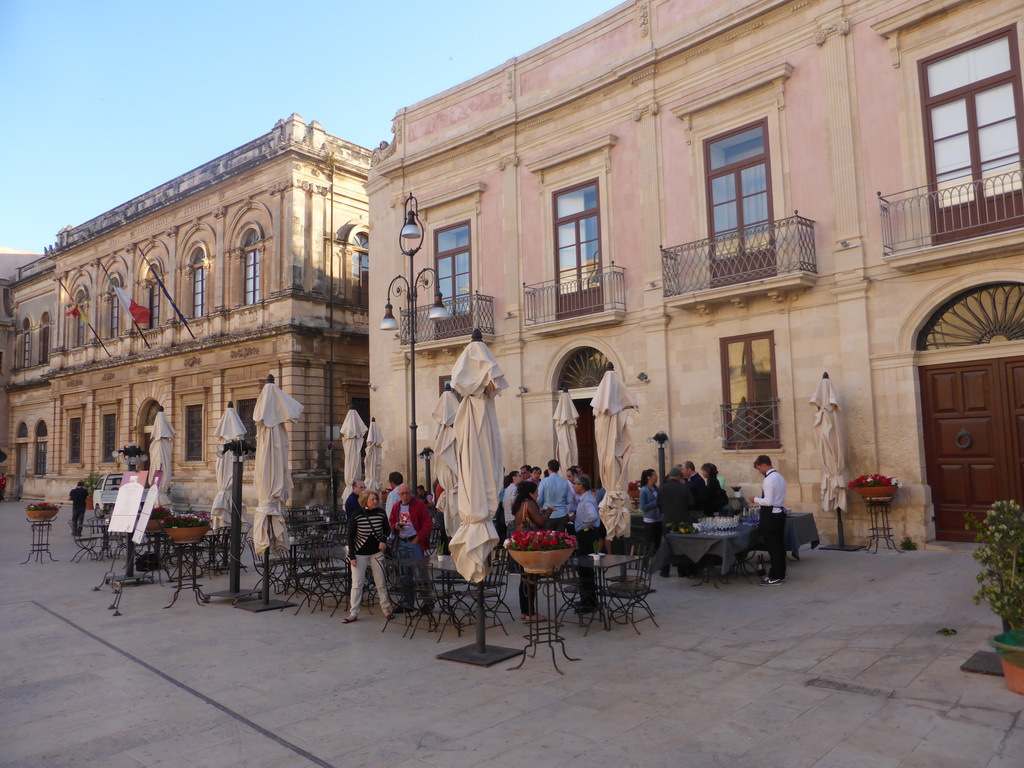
(783, 512, 820, 559)
(650, 529, 752, 577)
(567, 553, 640, 631)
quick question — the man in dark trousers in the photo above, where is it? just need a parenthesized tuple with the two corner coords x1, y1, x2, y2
(69, 481, 89, 536)
(750, 455, 788, 586)
(682, 461, 707, 509)
(656, 466, 696, 576)
(388, 483, 433, 611)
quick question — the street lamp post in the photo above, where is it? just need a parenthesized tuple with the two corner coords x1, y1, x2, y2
(380, 193, 448, 492)
(651, 431, 669, 485)
(419, 446, 434, 497)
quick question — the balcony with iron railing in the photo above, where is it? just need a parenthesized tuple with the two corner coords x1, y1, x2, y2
(523, 264, 626, 333)
(878, 168, 1024, 271)
(399, 293, 494, 346)
(720, 398, 781, 450)
(661, 216, 817, 308)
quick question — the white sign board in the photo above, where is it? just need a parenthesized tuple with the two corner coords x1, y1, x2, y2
(108, 473, 146, 533)
(132, 476, 162, 544)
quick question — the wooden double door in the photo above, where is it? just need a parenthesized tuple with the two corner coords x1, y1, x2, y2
(920, 356, 1024, 541)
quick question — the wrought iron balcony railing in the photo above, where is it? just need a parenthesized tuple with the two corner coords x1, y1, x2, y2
(399, 293, 494, 345)
(720, 398, 781, 450)
(879, 168, 1024, 255)
(523, 264, 625, 326)
(661, 216, 816, 298)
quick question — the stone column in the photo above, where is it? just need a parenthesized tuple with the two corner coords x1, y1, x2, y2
(633, 99, 664, 283)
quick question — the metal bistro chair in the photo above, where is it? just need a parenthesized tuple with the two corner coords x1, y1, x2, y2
(604, 556, 659, 634)
(69, 520, 102, 563)
(479, 547, 515, 635)
(246, 536, 289, 595)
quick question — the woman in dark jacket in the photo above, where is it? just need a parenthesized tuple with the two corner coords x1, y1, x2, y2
(342, 490, 393, 624)
(510, 480, 548, 622)
(701, 462, 729, 517)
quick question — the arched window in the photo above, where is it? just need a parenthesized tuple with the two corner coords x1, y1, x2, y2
(147, 283, 160, 329)
(108, 275, 121, 338)
(557, 347, 611, 390)
(353, 231, 369, 307)
(242, 229, 260, 305)
(74, 291, 87, 347)
(917, 283, 1024, 350)
(191, 248, 206, 317)
(21, 318, 31, 367)
(16, 422, 28, 439)
(38, 313, 50, 365)
(34, 421, 48, 475)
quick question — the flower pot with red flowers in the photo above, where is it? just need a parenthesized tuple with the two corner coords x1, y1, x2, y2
(848, 474, 900, 499)
(627, 481, 640, 501)
(147, 506, 171, 533)
(161, 510, 210, 543)
(25, 503, 60, 521)
(505, 530, 577, 574)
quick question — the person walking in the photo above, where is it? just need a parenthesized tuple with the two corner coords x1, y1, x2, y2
(342, 490, 394, 624)
(68, 481, 89, 536)
(750, 455, 787, 586)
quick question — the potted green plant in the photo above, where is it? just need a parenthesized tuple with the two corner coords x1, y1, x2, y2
(848, 473, 900, 499)
(967, 500, 1024, 694)
(81, 473, 102, 511)
(505, 530, 577, 574)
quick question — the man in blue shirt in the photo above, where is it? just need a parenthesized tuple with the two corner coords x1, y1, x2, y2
(538, 459, 573, 532)
(572, 474, 601, 612)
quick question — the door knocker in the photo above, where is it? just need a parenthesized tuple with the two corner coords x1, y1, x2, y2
(954, 428, 973, 450)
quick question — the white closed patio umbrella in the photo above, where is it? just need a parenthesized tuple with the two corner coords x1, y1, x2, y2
(449, 330, 507, 583)
(339, 409, 368, 503)
(553, 387, 579, 477)
(149, 406, 175, 506)
(363, 418, 383, 494)
(210, 403, 247, 530)
(438, 330, 520, 668)
(811, 372, 860, 551)
(432, 384, 461, 538)
(593, 363, 638, 541)
(252, 374, 304, 557)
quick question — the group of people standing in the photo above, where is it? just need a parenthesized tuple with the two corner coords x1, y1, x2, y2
(638, 455, 788, 586)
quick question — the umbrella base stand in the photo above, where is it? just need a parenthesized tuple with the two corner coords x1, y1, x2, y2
(207, 588, 260, 602)
(818, 508, 865, 552)
(233, 548, 295, 612)
(437, 582, 521, 667)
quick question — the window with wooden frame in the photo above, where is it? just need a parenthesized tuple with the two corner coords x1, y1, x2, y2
(705, 120, 774, 283)
(553, 180, 602, 319)
(34, 421, 48, 475)
(108, 276, 121, 338)
(352, 232, 369, 307)
(148, 283, 160, 329)
(38, 313, 50, 365)
(720, 332, 780, 449)
(20, 318, 30, 366)
(435, 222, 472, 332)
(75, 292, 87, 347)
(102, 413, 117, 462)
(921, 27, 1024, 239)
(236, 398, 257, 445)
(68, 417, 82, 464)
(185, 404, 203, 461)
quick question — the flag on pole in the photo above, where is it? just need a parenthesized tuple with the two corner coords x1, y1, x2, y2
(106, 272, 151, 325)
(65, 305, 79, 317)
(140, 254, 194, 338)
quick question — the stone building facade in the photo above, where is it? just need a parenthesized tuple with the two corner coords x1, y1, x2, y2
(367, 0, 1024, 545)
(4, 115, 372, 510)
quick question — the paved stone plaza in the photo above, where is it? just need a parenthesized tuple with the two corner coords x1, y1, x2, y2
(1, 500, 1021, 768)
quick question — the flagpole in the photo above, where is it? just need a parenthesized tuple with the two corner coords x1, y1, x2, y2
(99, 259, 151, 349)
(56, 276, 112, 357)
(138, 250, 196, 339)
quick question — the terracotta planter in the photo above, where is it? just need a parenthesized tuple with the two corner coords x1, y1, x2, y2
(163, 525, 210, 543)
(628, 488, 640, 501)
(25, 507, 59, 522)
(1001, 658, 1024, 695)
(146, 519, 164, 533)
(507, 548, 573, 575)
(853, 486, 896, 499)
(85, 497, 94, 511)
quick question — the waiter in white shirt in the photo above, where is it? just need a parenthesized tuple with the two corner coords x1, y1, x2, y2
(750, 455, 787, 586)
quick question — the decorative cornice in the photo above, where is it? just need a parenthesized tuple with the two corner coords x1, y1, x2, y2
(418, 182, 488, 213)
(524, 134, 619, 176)
(637, 0, 650, 39)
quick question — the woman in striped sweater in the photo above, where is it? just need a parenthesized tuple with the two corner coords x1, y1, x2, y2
(342, 490, 394, 624)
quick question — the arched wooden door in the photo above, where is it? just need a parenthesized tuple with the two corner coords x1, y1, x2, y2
(917, 284, 1024, 540)
(557, 346, 609, 488)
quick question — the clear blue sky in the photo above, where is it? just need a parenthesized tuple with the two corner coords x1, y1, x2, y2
(0, 0, 615, 253)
